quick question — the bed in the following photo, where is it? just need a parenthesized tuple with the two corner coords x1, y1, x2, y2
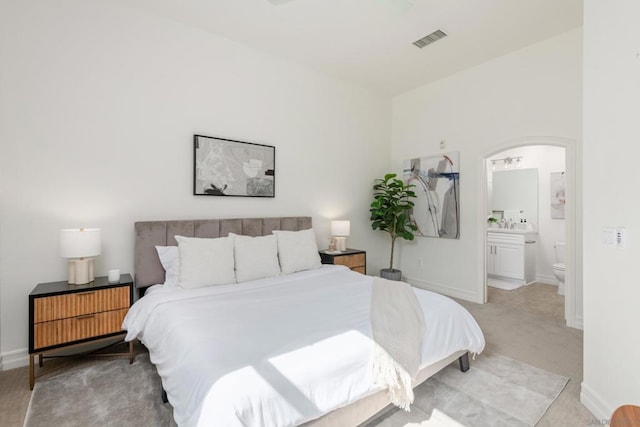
(125, 217, 485, 426)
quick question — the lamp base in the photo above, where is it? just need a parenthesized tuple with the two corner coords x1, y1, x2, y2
(334, 236, 347, 252)
(68, 258, 95, 285)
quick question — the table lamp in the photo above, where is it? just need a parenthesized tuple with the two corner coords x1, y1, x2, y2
(331, 220, 350, 252)
(60, 228, 102, 284)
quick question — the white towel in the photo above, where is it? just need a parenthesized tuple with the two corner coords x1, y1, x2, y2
(371, 277, 426, 411)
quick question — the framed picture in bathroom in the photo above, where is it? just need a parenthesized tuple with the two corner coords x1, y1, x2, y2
(193, 134, 275, 197)
(550, 172, 565, 219)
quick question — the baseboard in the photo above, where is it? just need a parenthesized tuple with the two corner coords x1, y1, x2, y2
(403, 275, 480, 303)
(535, 274, 558, 285)
(567, 315, 583, 330)
(0, 348, 29, 371)
(580, 382, 614, 422)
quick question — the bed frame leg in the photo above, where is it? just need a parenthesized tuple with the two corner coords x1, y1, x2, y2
(458, 352, 470, 372)
(161, 388, 168, 403)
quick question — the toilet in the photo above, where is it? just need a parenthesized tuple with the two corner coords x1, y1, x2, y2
(552, 241, 566, 295)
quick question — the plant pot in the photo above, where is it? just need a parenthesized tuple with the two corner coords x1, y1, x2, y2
(380, 269, 402, 281)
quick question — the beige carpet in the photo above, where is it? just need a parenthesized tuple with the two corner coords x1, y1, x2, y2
(487, 282, 565, 322)
(0, 365, 30, 427)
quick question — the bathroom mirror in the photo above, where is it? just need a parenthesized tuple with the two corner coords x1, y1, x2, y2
(490, 168, 538, 229)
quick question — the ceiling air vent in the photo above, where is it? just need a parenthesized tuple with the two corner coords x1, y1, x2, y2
(412, 30, 447, 49)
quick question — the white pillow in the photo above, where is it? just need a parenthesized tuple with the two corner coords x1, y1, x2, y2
(155, 246, 180, 288)
(175, 235, 236, 288)
(229, 233, 281, 283)
(273, 229, 322, 275)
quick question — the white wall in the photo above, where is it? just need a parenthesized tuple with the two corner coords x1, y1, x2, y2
(581, 0, 640, 419)
(0, 0, 391, 368)
(391, 29, 582, 304)
(488, 146, 566, 285)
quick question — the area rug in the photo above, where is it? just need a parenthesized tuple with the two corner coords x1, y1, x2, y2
(23, 354, 175, 427)
(24, 352, 567, 427)
(371, 352, 569, 427)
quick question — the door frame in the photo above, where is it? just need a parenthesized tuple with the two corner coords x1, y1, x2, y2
(478, 136, 581, 328)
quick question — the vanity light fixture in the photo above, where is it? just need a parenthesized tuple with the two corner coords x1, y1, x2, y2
(490, 156, 523, 170)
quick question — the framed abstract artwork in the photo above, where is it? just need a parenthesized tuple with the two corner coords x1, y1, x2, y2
(403, 152, 460, 239)
(193, 135, 275, 197)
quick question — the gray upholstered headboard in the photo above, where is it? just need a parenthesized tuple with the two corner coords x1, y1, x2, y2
(134, 217, 312, 289)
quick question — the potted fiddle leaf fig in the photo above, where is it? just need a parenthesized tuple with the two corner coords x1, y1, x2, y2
(370, 173, 418, 280)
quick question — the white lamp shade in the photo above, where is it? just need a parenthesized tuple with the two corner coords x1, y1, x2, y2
(60, 228, 102, 258)
(331, 220, 350, 237)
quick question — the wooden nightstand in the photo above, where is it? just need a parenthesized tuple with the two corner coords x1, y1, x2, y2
(320, 249, 366, 274)
(28, 274, 134, 390)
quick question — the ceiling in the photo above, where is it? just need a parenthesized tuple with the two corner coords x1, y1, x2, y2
(113, 0, 583, 96)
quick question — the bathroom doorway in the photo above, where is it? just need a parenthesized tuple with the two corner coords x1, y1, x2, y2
(481, 137, 581, 329)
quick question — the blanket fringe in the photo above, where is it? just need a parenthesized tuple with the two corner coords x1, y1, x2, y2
(372, 344, 414, 411)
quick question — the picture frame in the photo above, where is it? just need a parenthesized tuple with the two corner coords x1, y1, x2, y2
(193, 134, 275, 197)
(550, 171, 565, 219)
(402, 152, 460, 239)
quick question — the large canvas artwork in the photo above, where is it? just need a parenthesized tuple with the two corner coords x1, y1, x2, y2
(194, 135, 275, 197)
(403, 152, 460, 239)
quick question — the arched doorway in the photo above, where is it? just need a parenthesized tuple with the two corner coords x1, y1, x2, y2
(479, 136, 581, 328)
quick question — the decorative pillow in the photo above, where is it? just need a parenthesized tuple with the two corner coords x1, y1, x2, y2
(229, 233, 281, 283)
(175, 235, 236, 288)
(155, 246, 180, 288)
(273, 229, 322, 275)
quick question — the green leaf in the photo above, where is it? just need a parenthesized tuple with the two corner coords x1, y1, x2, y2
(369, 172, 418, 267)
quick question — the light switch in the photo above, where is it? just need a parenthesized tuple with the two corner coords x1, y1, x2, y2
(602, 227, 616, 246)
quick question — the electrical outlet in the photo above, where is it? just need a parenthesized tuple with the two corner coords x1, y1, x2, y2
(418, 258, 423, 267)
(439, 140, 446, 149)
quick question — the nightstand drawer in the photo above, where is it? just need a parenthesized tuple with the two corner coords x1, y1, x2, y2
(33, 308, 128, 349)
(320, 249, 366, 274)
(34, 287, 130, 323)
(334, 253, 366, 269)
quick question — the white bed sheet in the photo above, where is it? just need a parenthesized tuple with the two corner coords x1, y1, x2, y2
(123, 265, 484, 427)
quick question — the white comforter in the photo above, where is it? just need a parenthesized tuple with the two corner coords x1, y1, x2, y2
(123, 265, 485, 427)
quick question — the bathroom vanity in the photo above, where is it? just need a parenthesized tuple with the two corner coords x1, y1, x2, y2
(487, 230, 537, 285)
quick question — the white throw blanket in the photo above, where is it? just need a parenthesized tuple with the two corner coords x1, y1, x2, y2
(371, 277, 426, 411)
